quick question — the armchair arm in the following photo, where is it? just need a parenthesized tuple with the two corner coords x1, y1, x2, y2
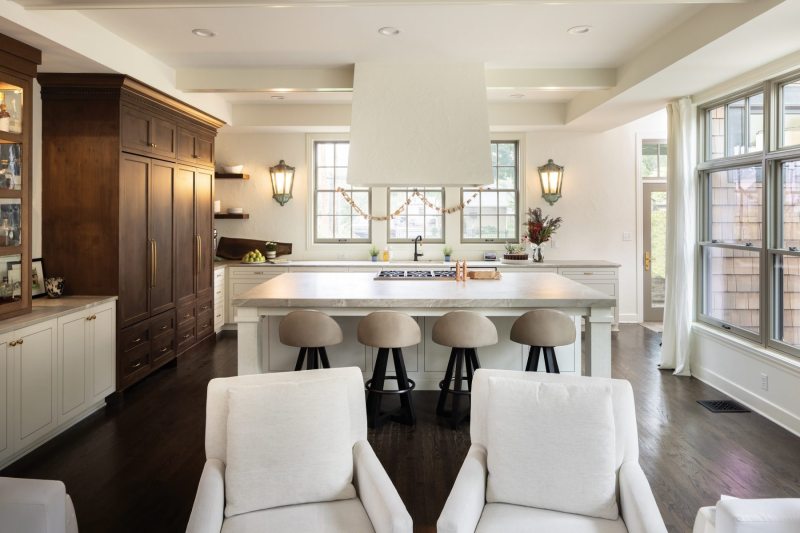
(437, 444, 487, 533)
(0, 477, 68, 533)
(353, 440, 413, 533)
(185, 459, 225, 533)
(717, 498, 800, 532)
(619, 461, 668, 533)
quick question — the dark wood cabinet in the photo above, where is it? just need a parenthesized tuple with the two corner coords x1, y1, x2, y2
(39, 74, 224, 391)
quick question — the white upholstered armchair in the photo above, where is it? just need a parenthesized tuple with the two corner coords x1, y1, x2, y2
(186, 367, 412, 533)
(437, 369, 667, 533)
(0, 477, 78, 533)
(694, 497, 800, 533)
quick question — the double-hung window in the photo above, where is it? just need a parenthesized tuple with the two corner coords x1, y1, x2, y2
(699, 70, 800, 356)
(461, 141, 519, 242)
(387, 187, 444, 242)
(313, 141, 371, 243)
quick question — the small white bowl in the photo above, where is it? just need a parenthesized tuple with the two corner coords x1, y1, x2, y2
(223, 165, 244, 174)
(227, 207, 244, 214)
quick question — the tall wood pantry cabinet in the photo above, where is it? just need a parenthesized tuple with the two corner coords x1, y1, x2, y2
(38, 74, 224, 390)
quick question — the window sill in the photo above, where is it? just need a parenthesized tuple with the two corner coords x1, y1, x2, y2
(693, 322, 800, 377)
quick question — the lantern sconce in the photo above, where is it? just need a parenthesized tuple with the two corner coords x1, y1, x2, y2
(269, 159, 295, 206)
(537, 159, 564, 206)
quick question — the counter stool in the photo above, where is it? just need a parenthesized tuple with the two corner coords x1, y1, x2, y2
(510, 309, 575, 373)
(279, 310, 343, 371)
(358, 311, 420, 428)
(433, 311, 498, 428)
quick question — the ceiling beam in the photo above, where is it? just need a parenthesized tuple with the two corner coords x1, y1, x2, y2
(16, 0, 750, 10)
(177, 66, 615, 93)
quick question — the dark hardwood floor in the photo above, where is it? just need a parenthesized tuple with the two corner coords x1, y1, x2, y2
(2, 326, 799, 533)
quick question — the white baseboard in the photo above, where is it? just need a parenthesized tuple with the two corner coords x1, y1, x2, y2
(619, 313, 640, 324)
(693, 366, 800, 438)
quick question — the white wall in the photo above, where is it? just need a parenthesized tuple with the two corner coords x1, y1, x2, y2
(214, 110, 667, 323)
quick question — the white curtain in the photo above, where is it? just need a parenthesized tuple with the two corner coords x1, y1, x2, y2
(660, 97, 697, 375)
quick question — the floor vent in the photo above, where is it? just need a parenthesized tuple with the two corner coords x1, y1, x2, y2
(697, 400, 751, 413)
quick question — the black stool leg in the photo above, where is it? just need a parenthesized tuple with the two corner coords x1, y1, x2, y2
(526, 346, 541, 371)
(437, 348, 457, 416)
(307, 347, 317, 370)
(319, 346, 331, 368)
(449, 348, 465, 429)
(465, 349, 475, 392)
(469, 348, 481, 371)
(545, 347, 560, 374)
(543, 347, 552, 373)
(392, 348, 415, 426)
(367, 348, 389, 428)
(294, 347, 307, 371)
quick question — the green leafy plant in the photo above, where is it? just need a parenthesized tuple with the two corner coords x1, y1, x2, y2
(443, 245, 453, 256)
(504, 242, 525, 254)
(524, 208, 563, 245)
(369, 245, 380, 257)
(265, 241, 277, 252)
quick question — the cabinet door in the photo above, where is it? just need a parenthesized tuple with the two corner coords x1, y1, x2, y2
(174, 167, 197, 308)
(58, 312, 88, 423)
(90, 304, 116, 403)
(121, 106, 153, 155)
(176, 128, 195, 163)
(0, 336, 10, 464)
(194, 132, 214, 167)
(119, 155, 150, 328)
(150, 161, 175, 315)
(14, 319, 57, 449)
(195, 169, 213, 299)
(151, 116, 177, 159)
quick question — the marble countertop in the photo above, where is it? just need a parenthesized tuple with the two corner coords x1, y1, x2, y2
(0, 296, 117, 336)
(217, 259, 620, 269)
(234, 272, 615, 310)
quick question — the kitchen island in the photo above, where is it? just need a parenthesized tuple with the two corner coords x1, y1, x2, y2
(234, 271, 616, 386)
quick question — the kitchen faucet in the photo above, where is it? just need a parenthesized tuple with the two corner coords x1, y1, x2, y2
(413, 235, 424, 261)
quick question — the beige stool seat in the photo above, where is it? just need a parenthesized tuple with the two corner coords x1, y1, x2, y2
(359, 311, 420, 428)
(510, 309, 576, 373)
(432, 311, 498, 428)
(279, 310, 343, 370)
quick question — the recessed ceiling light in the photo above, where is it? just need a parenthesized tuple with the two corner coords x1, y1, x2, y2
(378, 26, 400, 36)
(271, 95, 285, 100)
(510, 93, 525, 99)
(567, 25, 592, 35)
(192, 28, 216, 38)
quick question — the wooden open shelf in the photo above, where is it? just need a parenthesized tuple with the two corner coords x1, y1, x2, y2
(214, 213, 250, 219)
(214, 173, 249, 180)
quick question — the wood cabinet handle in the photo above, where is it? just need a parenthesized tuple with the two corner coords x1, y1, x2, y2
(153, 240, 158, 287)
(196, 235, 202, 274)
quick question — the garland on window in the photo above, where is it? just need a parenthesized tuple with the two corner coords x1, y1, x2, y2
(335, 187, 488, 221)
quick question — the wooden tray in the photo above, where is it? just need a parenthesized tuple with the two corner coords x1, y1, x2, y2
(467, 271, 501, 280)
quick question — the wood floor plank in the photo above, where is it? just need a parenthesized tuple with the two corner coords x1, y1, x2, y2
(1, 325, 798, 533)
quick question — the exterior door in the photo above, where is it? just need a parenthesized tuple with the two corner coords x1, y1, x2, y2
(149, 161, 175, 316)
(119, 155, 150, 328)
(644, 183, 667, 322)
(195, 169, 213, 300)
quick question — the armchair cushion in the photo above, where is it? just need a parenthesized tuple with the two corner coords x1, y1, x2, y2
(485, 377, 618, 520)
(717, 497, 800, 533)
(221, 498, 374, 533)
(476, 503, 628, 533)
(224, 378, 356, 517)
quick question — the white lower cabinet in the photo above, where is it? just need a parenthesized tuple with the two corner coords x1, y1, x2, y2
(0, 299, 116, 469)
(214, 268, 225, 333)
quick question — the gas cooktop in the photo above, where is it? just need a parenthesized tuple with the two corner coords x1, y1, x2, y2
(375, 269, 457, 280)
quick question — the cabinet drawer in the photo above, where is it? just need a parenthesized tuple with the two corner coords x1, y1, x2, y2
(196, 311, 214, 340)
(151, 333, 175, 366)
(121, 343, 150, 377)
(558, 268, 617, 279)
(177, 302, 196, 328)
(196, 298, 213, 316)
(120, 322, 150, 354)
(150, 311, 175, 339)
(177, 322, 196, 352)
(229, 267, 288, 279)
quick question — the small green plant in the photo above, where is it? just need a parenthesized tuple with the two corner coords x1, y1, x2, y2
(265, 241, 277, 252)
(443, 245, 453, 256)
(369, 245, 380, 257)
(504, 242, 525, 254)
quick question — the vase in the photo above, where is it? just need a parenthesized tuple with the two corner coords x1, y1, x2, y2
(531, 244, 543, 263)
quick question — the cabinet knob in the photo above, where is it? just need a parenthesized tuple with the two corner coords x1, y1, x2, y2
(184, 313, 192, 319)
(17, 339, 22, 345)
(160, 325, 168, 330)
(133, 337, 142, 343)
(160, 347, 168, 353)
(149, 143, 157, 148)
(9, 340, 16, 347)
(183, 334, 191, 340)
(131, 361, 143, 369)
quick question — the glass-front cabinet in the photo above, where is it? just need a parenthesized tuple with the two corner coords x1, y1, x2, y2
(0, 34, 40, 319)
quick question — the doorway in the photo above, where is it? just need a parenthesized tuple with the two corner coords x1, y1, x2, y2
(643, 183, 667, 322)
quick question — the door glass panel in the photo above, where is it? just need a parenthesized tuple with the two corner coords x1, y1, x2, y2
(0, 254, 23, 304)
(649, 191, 667, 308)
(0, 83, 23, 135)
(0, 199, 21, 247)
(0, 143, 22, 191)
(703, 247, 760, 334)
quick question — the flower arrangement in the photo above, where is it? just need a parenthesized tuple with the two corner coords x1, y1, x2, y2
(524, 207, 563, 245)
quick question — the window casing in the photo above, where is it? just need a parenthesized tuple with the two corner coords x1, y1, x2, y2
(461, 141, 519, 242)
(313, 141, 371, 243)
(387, 187, 444, 243)
(698, 71, 800, 358)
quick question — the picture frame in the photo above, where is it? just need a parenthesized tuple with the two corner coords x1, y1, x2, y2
(10, 257, 46, 298)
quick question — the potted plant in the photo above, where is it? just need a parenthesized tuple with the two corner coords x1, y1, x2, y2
(523, 208, 563, 263)
(265, 241, 278, 259)
(369, 245, 380, 262)
(443, 245, 453, 262)
(503, 242, 528, 262)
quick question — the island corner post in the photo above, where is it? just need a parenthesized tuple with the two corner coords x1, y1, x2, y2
(233, 272, 616, 381)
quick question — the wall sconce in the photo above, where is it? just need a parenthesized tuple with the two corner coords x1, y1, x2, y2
(537, 159, 564, 205)
(269, 160, 295, 206)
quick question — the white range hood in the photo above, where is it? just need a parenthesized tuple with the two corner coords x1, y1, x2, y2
(347, 62, 492, 187)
